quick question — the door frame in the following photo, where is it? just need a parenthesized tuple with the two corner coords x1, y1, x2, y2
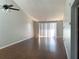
(71, 0, 79, 59)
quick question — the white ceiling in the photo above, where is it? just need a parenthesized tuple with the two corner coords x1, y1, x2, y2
(13, 0, 65, 21)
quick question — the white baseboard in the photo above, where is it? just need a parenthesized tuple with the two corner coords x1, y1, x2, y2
(0, 35, 33, 49)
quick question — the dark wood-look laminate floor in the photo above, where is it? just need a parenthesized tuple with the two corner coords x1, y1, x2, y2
(0, 37, 67, 59)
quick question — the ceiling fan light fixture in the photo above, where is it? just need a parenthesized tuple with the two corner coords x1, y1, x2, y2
(3, 5, 9, 9)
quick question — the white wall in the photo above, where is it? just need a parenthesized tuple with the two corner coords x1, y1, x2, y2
(33, 21, 39, 38)
(63, 0, 75, 59)
(70, 0, 75, 6)
(57, 21, 63, 38)
(64, 0, 75, 23)
(63, 24, 71, 59)
(63, 0, 71, 59)
(0, 0, 33, 49)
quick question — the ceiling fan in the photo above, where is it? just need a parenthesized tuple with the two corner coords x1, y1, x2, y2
(0, 4, 20, 11)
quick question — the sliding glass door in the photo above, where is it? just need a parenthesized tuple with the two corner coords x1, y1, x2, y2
(39, 22, 57, 38)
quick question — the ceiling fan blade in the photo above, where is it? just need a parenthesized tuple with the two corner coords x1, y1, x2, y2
(9, 8, 20, 11)
(8, 5, 13, 7)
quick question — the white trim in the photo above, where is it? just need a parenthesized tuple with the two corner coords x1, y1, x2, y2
(0, 35, 33, 49)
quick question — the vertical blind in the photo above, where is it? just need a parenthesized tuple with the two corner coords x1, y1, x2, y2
(39, 23, 57, 38)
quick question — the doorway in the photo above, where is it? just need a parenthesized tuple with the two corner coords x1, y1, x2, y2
(71, 0, 79, 59)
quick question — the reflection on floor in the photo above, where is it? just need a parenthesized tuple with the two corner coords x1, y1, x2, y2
(0, 37, 67, 59)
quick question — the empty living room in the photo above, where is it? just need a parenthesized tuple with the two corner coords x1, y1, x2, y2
(0, 0, 78, 59)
